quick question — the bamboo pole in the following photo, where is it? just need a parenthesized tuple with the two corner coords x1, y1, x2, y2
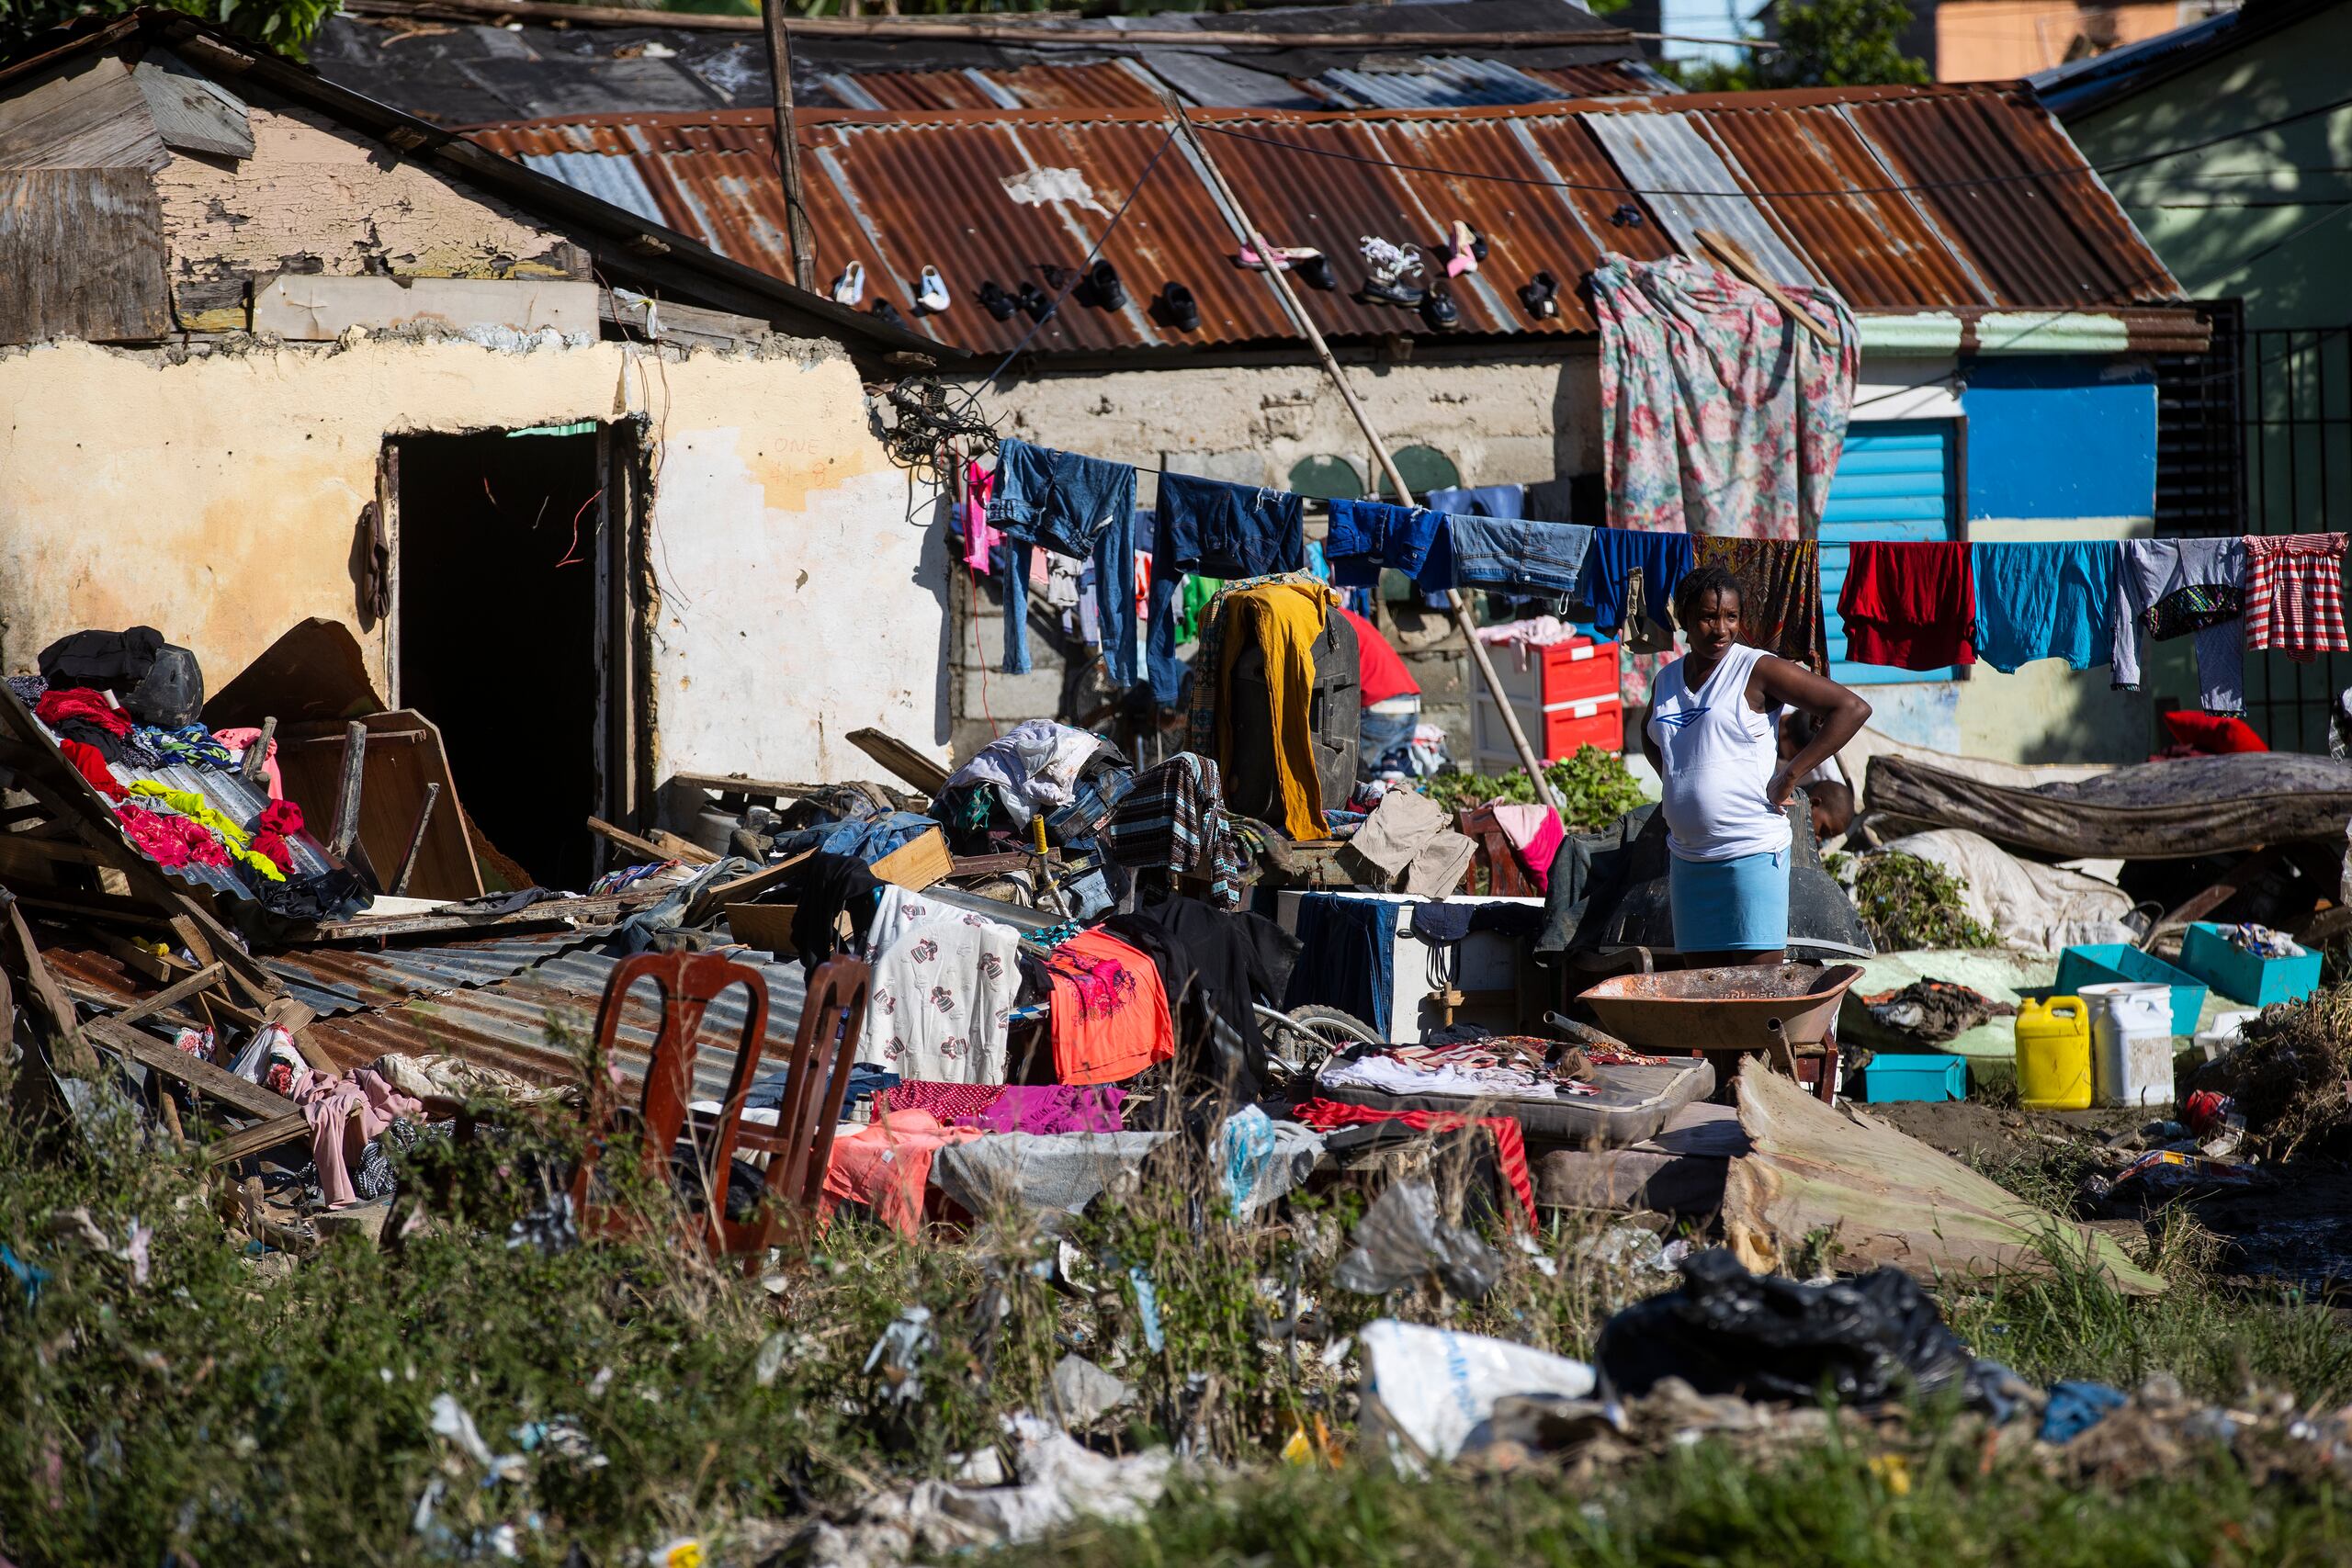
(1164, 99, 1558, 810)
(762, 0, 819, 293)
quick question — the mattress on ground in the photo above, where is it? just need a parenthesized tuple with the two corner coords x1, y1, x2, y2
(1309, 1056, 1717, 1148)
(1864, 752, 2352, 860)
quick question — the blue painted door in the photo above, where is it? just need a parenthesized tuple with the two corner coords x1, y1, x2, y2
(1820, 422, 1961, 684)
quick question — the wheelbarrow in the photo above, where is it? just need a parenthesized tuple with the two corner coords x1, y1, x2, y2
(1576, 962, 1865, 1103)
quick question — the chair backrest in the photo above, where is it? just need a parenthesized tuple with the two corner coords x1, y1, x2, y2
(761, 956, 872, 1222)
(572, 950, 770, 1241)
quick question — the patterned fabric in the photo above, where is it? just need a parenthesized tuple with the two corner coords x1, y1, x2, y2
(130, 725, 233, 769)
(2147, 581, 2243, 641)
(878, 1081, 1125, 1135)
(1691, 536, 1826, 674)
(2243, 533, 2348, 662)
(1288, 1098, 1538, 1232)
(864, 918, 1022, 1085)
(124, 782, 284, 881)
(877, 1081, 1004, 1127)
(1101, 752, 1246, 908)
(1593, 254, 1858, 705)
(1591, 253, 1860, 541)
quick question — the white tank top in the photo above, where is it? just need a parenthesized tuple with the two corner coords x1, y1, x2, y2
(1646, 642, 1792, 863)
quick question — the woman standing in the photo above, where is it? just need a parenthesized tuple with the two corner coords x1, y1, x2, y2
(1642, 564, 1871, 966)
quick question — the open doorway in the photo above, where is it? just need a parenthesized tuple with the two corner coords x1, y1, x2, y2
(392, 426, 621, 891)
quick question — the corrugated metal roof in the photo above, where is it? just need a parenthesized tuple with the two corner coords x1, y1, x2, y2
(473, 84, 2186, 355)
(262, 927, 613, 1018)
(300, 943, 812, 1106)
(1317, 57, 1580, 109)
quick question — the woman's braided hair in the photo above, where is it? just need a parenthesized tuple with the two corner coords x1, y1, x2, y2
(1670, 561, 1744, 633)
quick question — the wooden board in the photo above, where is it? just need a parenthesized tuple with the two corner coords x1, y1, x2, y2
(724, 902, 797, 953)
(0, 168, 171, 344)
(130, 48, 252, 159)
(203, 617, 385, 730)
(0, 53, 165, 171)
(254, 275, 598, 341)
(846, 728, 951, 795)
(202, 1111, 311, 1167)
(276, 710, 482, 901)
(83, 1016, 299, 1124)
(871, 827, 951, 891)
(1721, 1059, 2165, 1296)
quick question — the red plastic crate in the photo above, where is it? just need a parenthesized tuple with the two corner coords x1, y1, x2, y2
(1487, 637, 1620, 710)
(1471, 694, 1623, 766)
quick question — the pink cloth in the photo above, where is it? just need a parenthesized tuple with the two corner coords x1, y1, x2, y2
(211, 727, 283, 800)
(1488, 803, 1565, 895)
(960, 459, 1001, 572)
(291, 1066, 423, 1208)
(820, 1108, 983, 1235)
(879, 1081, 1125, 1135)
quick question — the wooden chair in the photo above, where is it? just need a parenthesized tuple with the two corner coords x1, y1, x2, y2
(569, 953, 867, 1267)
(1456, 805, 1538, 897)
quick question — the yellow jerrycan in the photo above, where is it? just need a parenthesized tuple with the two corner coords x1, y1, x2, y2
(2015, 995, 2093, 1111)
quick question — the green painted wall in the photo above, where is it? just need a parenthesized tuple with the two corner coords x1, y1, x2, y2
(2067, 6, 2352, 330)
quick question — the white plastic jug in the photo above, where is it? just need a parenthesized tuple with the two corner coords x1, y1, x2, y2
(2080, 981, 2173, 1110)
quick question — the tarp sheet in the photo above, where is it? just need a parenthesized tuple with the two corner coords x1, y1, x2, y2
(1864, 752, 2352, 860)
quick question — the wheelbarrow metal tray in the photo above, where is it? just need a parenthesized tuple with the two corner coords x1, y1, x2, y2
(1309, 1056, 1717, 1148)
(1577, 963, 1864, 1052)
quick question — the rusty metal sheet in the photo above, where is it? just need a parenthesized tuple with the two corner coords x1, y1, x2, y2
(469, 85, 2191, 357)
(1696, 100, 1995, 310)
(1582, 108, 1814, 285)
(1845, 88, 2180, 308)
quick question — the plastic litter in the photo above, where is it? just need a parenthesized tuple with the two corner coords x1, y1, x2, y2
(1594, 1247, 1981, 1408)
(1050, 1353, 1135, 1425)
(864, 1306, 936, 1407)
(2040, 1380, 2128, 1443)
(1357, 1318, 1596, 1467)
(902, 1414, 1173, 1547)
(1332, 1181, 1503, 1303)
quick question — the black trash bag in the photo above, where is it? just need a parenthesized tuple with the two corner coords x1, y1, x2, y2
(1593, 1247, 1974, 1407)
(38, 626, 204, 727)
(1333, 1180, 1503, 1303)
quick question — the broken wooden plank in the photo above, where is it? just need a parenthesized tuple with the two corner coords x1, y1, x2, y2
(1695, 229, 1836, 349)
(681, 849, 815, 928)
(670, 770, 833, 801)
(113, 963, 230, 1028)
(330, 720, 368, 858)
(391, 781, 443, 895)
(130, 47, 253, 160)
(871, 827, 952, 891)
(723, 902, 797, 953)
(845, 728, 951, 796)
(83, 1015, 298, 1123)
(238, 716, 277, 784)
(650, 829, 718, 866)
(587, 815, 680, 867)
(1720, 1059, 2165, 1296)
(3, 893, 99, 1077)
(201, 1111, 311, 1167)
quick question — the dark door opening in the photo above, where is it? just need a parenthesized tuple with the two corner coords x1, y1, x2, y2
(395, 428, 606, 891)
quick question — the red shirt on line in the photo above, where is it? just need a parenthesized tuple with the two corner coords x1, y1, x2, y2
(1341, 607, 1420, 706)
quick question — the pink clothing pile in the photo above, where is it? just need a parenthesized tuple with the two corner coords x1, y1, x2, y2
(820, 1109, 983, 1236)
(1487, 803, 1565, 895)
(290, 1066, 424, 1208)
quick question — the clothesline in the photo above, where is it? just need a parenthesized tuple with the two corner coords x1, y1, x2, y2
(950, 434, 2351, 705)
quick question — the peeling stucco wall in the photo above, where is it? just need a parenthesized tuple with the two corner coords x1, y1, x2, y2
(0, 335, 947, 790)
(155, 101, 579, 287)
(979, 351, 1604, 492)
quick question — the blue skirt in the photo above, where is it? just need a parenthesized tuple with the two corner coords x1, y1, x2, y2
(1669, 848, 1791, 953)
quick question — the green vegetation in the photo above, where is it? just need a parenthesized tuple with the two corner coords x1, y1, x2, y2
(1841, 849, 1997, 952)
(1421, 745, 1650, 832)
(6, 1032, 2350, 1563)
(0, 0, 338, 57)
(1668, 0, 1929, 91)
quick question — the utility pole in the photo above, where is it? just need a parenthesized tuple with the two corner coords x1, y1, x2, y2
(1165, 98, 1559, 809)
(762, 0, 819, 293)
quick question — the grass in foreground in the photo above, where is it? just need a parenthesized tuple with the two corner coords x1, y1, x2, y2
(3, 1043, 2350, 1564)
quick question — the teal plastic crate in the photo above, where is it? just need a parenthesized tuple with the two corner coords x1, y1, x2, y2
(2177, 922, 2323, 1007)
(1858, 1053, 1968, 1102)
(2052, 944, 2208, 1036)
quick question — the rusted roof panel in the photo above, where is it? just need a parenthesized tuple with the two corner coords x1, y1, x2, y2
(469, 85, 2188, 355)
(1691, 100, 1996, 310)
(1847, 89, 2177, 309)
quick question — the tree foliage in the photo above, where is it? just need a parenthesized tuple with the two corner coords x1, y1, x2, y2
(1669, 0, 1929, 92)
(0, 0, 339, 57)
